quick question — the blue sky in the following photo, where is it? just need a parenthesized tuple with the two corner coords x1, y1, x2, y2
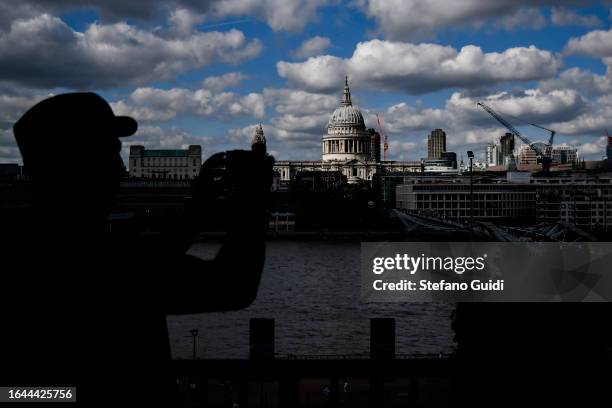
(1, 0, 612, 164)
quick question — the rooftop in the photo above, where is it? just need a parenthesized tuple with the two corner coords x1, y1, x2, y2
(142, 150, 188, 157)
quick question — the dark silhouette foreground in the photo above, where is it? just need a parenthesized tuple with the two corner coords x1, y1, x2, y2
(1, 93, 273, 406)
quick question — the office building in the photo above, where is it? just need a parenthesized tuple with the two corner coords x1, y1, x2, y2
(551, 146, 578, 165)
(427, 129, 446, 159)
(129, 145, 202, 179)
(395, 175, 536, 220)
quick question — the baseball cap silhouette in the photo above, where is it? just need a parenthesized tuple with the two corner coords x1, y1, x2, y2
(13, 92, 137, 171)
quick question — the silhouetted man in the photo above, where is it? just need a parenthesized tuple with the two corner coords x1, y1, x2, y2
(453, 301, 612, 406)
(2, 93, 273, 406)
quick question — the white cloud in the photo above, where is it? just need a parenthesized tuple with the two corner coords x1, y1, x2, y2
(278, 40, 562, 94)
(227, 87, 340, 160)
(120, 125, 217, 162)
(0, 127, 14, 146)
(540, 61, 612, 97)
(207, 0, 329, 32)
(499, 8, 546, 31)
(447, 88, 586, 126)
(225, 84, 589, 161)
(549, 94, 612, 136)
(126, 125, 210, 150)
(229, 122, 322, 160)
(370, 88, 585, 145)
(14, 1, 201, 23)
(0, 90, 54, 162)
(168, 7, 205, 36)
(565, 28, 612, 58)
(258, 88, 338, 139)
(386, 140, 419, 161)
(574, 136, 607, 156)
(4, 1, 329, 33)
(111, 86, 265, 123)
(358, 0, 578, 41)
(551, 7, 602, 27)
(278, 55, 345, 93)
(291, 36, 331, 59)
(0, 92, 50, 127)
(263, 88, 338, 115)
(365, 103, 449, 134)
(0, 13, 261, 89)
(202, 72, 248, 92)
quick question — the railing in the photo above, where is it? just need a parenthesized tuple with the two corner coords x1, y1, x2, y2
(170, 318, 455, 407)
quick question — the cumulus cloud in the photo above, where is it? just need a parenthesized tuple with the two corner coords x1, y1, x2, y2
(125, 125, 210, 150)
(225, 84, 591, 161)
(0, 127, 21, 163)
(364, 103, 450, 134)
(291, 36, 331, 59)
(551, 7, 602, 27)
(543, 31, 612, 96)
(499, 8, 546, 31)
(229, 122, 323, 160)
(226, 88, 341, 160)
(358, 0, 579, 40)
(277, 55, 345, 93)
(207, 0, 328, 32)
(574, 136, 608, 156)
(263, 88, 338, 115)
(15, 1, 206, 23)
(540, 62, 612, 97)
(549, 94, 612, 136)
(386, 139, 420, 161)
(353, 86, 591, 159)
(372, 88, 585, 142)
(249, 88, 340, 145)
(370, 111, 504, 160)
(0, 13, 261, 89)
(119, 125, 218, 162)
(564, 28, 612, 57)
(447, 88, 587, 126)
(2, 1, 329, 33)
(0, 92, 50, 128)
(0, 89, 54, 162)
(112, 86, 265, 123)
(278, 40, 562, 94)
(202, 72, 248, 92)
(168, 7, 206, 36)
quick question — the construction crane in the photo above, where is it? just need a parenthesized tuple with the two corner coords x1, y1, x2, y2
(477, 101, 556, 173)
(376, 113, 388, 161)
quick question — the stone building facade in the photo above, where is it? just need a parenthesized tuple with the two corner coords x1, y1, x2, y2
(129, 145, 202, 179)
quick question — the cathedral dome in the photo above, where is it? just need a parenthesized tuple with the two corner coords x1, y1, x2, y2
(327, 77, 365, 130)
(322, 77, 372, 163)
(328, 105, 365, 128)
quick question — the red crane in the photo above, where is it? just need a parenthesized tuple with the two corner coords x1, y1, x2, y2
(376, 113, 388, 161)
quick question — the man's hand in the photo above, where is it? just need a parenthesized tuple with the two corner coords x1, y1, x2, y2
(191, 150, 274, 230)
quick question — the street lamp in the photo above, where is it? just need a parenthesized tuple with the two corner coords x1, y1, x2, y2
(190, 329, 199, 361)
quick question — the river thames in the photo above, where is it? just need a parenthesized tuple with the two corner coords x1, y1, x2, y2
(167, 241, 455, 359)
